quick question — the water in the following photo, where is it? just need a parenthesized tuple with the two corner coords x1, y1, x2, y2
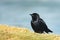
(0, 1, 60, 34)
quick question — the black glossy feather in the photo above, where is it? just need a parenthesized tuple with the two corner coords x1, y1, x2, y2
(30, 13, 53, 33)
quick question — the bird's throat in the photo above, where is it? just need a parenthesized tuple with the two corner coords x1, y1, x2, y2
(32, 18, 38, 21)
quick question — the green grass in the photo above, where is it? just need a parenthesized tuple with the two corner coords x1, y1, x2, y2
(0, 24, 60, 40)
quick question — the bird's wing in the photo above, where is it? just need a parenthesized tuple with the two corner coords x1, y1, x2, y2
(38, 19, 48, 27)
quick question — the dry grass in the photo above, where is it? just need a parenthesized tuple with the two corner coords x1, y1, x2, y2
(0, 24, 60, 40)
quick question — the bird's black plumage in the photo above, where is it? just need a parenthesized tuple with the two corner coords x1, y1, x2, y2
(30, 13, 53, 33)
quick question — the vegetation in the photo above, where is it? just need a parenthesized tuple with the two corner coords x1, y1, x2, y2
(0, 24, 60, 40)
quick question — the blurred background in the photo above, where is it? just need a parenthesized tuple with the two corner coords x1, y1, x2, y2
(0, 0, 60, 34)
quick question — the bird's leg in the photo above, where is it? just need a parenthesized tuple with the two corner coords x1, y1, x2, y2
(39, 31, 44, 34)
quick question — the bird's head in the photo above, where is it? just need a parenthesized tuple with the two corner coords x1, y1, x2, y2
(30, 13, 40, 21)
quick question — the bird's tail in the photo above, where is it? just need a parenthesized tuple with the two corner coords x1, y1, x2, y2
(48, 29, 53, 33)
(45, 28, 53, 33)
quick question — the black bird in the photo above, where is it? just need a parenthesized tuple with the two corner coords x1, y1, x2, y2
(30, 13, 53, 33)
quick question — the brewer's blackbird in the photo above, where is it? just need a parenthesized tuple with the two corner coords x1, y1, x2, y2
(30, 13, 53, 33)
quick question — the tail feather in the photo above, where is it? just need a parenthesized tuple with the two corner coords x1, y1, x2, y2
(48, 29, 53, 33)
(45, 29, 53, 33)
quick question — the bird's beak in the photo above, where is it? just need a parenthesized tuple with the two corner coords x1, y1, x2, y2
(30, 14, 32, 16)
(30, 14, 33, 17)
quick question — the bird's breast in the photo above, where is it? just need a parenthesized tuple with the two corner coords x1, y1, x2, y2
(32, 21, 39, 26)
